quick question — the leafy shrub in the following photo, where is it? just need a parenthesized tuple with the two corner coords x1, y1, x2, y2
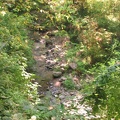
(2, 0, 41, 13)
(83, 59, 120, 119)
(0, 6, 36, 119)
(87, 0, 120, 33)
(79, 17, 113, 64)
(63, 78, 75, 90)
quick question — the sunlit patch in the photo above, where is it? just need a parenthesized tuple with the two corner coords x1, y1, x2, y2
(0, 11, 6, 16)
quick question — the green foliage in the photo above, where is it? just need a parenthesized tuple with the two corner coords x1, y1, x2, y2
(83, 59, 120, 119)
(87, 0, 120, 33)
(63, 78, 75, 90)
(79, 17, 113, 64)
(0, 0, 119, 119)
(2, 0, 41, 13)
(0, 4, 36, 119)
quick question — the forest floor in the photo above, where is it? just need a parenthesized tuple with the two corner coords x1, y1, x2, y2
(31, 30, 99, 119)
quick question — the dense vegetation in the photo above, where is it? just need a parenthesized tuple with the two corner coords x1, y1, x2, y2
(0, 0, 120, 119)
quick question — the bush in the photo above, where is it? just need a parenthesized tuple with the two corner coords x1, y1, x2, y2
(83, 59, 120, 119)
(63, 78, 75, 90)
(0, 5, 36, 119)
(79, 17, 113, 64)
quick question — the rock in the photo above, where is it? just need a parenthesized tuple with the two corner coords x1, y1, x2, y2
(54, 81, 61, 87)
(30, 116, 37, 120)
(53, 71, 62, 78)
(69, 62, 77, 70)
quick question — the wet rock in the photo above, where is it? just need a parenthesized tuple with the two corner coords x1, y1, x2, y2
(69, 63, 77, 70)
(53, 71, 62, 78)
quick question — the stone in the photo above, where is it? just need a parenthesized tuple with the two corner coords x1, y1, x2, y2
(69, 62, 77, 70)
(53, 71, 62, 78)
(30, 116, 37, 120)
(54, 81, 61, 87)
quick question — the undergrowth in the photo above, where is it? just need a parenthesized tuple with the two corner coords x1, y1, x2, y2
(0, 0, 120, 119)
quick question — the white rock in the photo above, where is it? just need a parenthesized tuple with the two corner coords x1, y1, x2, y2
(31, 115, 37, 120)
